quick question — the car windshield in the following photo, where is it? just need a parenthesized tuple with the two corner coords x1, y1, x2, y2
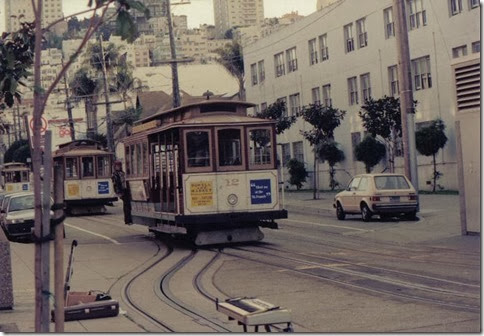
(9, 194, 35, 212)
(374, 176, 410, 190)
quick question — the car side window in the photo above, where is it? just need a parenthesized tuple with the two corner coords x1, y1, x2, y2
(348, 177, 361, 191)
(358, 177, 368, 191)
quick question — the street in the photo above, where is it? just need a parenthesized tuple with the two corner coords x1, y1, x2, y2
(4, 195, 480, 333)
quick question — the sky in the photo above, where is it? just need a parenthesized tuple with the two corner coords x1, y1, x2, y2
(0, 0, 318, 32)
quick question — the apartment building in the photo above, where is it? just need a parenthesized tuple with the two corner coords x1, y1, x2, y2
(244, 0, 480, 191)
(213, 0, 264, 38)
(5, 0, 63, 32)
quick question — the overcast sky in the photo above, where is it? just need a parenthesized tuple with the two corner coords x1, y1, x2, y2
(0, 0, 317, 32)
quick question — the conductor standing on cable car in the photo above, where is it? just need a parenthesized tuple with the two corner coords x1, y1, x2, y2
(112, 160, 132, 225)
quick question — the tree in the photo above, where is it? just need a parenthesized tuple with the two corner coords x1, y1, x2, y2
(215, 41, 245, 100)
(4, 139, 30, 163)
(359, 96, 402, 172)
(315, 140, 345, 190)
(255, 100, 296, 134)
(0, 1, 150, 331)
(70, 68, 99, 138)
(415, 119, 448, 192)
(355, 135, 386, 173)
(301, 103, 346, 197)
(286, 158, 308, 190)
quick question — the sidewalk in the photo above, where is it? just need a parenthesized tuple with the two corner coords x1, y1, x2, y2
(0, 192, 479, 332)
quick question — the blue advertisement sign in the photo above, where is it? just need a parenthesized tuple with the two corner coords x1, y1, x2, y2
(250, 179, 272, 205)
(98, 181, 110, 194)
(22, 184, 29, 191)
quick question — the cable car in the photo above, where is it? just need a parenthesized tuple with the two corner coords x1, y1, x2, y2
(53, 140, 118, 215)
(122, 99, 287, 245)
(1, 162, 32, 193)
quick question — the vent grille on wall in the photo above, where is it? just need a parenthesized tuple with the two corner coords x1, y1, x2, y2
(454, 61, 480, 111)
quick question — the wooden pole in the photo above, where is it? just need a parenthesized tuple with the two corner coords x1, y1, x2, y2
(394, 0, 419, 189)
(53, 163, 65, 332)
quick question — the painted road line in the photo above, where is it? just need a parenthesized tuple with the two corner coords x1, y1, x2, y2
(65, 222, 121, 245)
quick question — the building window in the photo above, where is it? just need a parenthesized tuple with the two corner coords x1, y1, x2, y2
(322, 84, 332, 107)
(258, 60, 265, 82)
(250, 63, 258, 85)
(292, 141, 304, 163)
(351, 132, 361, 161)
(347, 76, 358, 105)
(289, 93, 301, 116)
(277, 97, 287, 117)
(408, 0, 427, 30)
(450, 0, 463, 15)
(319, 34, 329, 61)
(356, 18, 368, 48)
(452, 45, 468, 58)
(308, 38, 318, 65)
(472, 41, 480, 53)
(388, 65, 399, 96)
(383, 7, 395, 39)
(274, 52, 285, 77)
(412, 55, 432, 91)
(470, 0, 479, 8)
(344, 23, 354, 53)
(360, 73, 371, 102)
(286, 47, 298, 73)
(311, 87, 321, 105)
(281, 143, 291, 166)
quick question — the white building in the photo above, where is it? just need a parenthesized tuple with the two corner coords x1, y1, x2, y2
(213, 0, 264, 38)
(244, 0, 480, 191)
(4, 0, 63, 32)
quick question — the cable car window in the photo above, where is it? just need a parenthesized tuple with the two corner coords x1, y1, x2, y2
(21, 171, 29, 182)
(125, 146, 131, 175)
(81, 157, 95, 178)
(136, 143, 142, 177)
(248, 128, 273, 167)
(97, 156, 111, 178)
(186, 131, 210, 168)
(143, 142, 149, 176)
(218, 129, 242, 167)
(130, 145, 135, 176)
(65, 158, 78, 179)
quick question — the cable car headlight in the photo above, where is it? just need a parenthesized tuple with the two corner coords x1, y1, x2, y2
(227, 194, 238, 206)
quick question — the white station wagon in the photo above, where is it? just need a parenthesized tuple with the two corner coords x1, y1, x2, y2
(333, 173, 419, 222)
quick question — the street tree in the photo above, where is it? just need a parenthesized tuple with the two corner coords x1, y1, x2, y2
(301, 103, 346, 197)
(415, 118, 448, 192)
(359, 96, 403, 172)
(255, 100, 296, 135)
(315, 139, 345, 190)
(214, 41, 245, 100)
(355, 135, 387, 173)
(286, 158, 308, 190)
(0, 1, 150, 332)
(4, 139, 30, 163)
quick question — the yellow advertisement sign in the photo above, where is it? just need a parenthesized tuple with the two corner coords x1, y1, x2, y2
(6, 185, 13, 192)
(67, 183, 80, 197)
(190, 181, 213, 207)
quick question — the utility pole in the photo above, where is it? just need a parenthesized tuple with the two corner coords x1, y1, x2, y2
(61, 55, 76, 141)
(394, 0, 419, 190)
(165, 0, 181, 107)
(99, 35, 115, 153)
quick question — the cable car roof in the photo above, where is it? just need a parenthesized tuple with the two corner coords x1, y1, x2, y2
(53, 149, 114, 158)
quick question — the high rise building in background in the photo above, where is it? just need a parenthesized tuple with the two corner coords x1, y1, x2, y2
(5, 0, 63, 32)
(213, 0, 264, 38)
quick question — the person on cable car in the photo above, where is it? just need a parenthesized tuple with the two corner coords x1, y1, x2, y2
(111, 160, 132, 225)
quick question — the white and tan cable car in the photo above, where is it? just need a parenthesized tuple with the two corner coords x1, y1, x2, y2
(1, 162, 32, 193)
(122, 99, 288, 245)
(53, 140, 118, 215)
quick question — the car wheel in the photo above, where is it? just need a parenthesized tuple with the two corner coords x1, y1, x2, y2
(403, 211, 418, 221)
(336, 203, 346, 220)
(361, 203, 372, 222)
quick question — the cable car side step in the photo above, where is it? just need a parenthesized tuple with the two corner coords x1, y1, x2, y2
(194, 227, 264, 246)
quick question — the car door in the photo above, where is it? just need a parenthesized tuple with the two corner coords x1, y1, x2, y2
(353, 176, 369, 209)
(345, 177, 361, 212)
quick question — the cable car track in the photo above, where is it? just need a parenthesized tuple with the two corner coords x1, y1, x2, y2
(222, 246, 480, 313)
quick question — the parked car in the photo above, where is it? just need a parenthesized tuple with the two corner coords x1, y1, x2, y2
(1, 192, 52, 240)
(333, 173, 419, 222)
